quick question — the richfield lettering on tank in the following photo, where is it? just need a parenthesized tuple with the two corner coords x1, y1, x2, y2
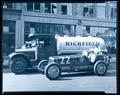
(66, 42, 100, 46)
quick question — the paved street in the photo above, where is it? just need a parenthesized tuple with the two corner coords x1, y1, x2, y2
(2, 70, 116, 93)
(2, 56, 117, 94)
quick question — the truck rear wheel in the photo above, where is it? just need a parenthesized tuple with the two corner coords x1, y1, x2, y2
(94, 61, 107, 76)
(45, 64, 61, 80)
(9, 57, 28, 74)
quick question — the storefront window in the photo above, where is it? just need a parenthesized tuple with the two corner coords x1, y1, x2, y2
(3, 20, 15, 56)
(3, 3, 12, 9)
(88, 26, 116, 49)
(24, 22, 75, 41)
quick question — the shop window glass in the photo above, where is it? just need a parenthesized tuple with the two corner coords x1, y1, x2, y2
(24, 22, 30, 34)
(3, 3, 12, 8)
(86, 26, 90, 34)
(3, 20, 15, 56)
(3, 21, 15, 33)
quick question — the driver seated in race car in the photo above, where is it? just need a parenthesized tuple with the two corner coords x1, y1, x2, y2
(87, 44, 102, 63)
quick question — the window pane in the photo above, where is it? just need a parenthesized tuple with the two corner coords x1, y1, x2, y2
(52, 3, 57, 14)
(45, 3, 51, 13)
(61, 5, 67, 15)
(34, 3, 40, 12)
(27, 3, 33, 11)
(83, 7, 88, 16)
(110, 8, 117, 19)
(6, 3, 12, 8)
(24, 22, 30, 34)
(83, 5, 94, 17)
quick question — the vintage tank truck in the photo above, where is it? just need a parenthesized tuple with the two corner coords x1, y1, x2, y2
(8, 34, 111, 79)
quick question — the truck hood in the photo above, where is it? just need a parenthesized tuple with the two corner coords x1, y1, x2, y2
(15, 47, 36, 52)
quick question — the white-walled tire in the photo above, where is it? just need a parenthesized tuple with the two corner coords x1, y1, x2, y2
(9, 57, 27, 74)
(45, 63, 61, 80)
(38, 60, 48, 74)
(94, 61, 107, 76)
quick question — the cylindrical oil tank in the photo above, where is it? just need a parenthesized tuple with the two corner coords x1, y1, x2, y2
(55, 36, 106, 55)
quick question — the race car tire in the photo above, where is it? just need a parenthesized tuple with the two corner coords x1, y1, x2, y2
(94, 61, 107, 76)
(38, 60, 48, 74)
(45, 63, 61, 80)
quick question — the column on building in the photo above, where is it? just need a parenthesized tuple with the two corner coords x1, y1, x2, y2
(72, 3, 77, 16)
(94, 3, 97, 17)
(76, 19, 84, 36)
(105, 2, 109, 19)
(22, 3, 27, 11)
(74, 3, 84, 36)
(15, 20, 21, 49)
(41, 3, 45, 13)
(15, 19, 24, 49)
(76, 3, 83, 17)
(57, 3, 61, 14)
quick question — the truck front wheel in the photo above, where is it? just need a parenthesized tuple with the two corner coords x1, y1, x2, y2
(45, 64, 61, 80)
(9, 57, 28, 74)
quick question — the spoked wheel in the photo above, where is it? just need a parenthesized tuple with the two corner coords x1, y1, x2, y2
(9, 57, 28, 74)
(38, 60, 48, 74)
(45, 64, 61, 80)
(94, 61, 107, 76)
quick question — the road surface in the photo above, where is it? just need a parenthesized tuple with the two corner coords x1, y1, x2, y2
(2, 56, 117, 94)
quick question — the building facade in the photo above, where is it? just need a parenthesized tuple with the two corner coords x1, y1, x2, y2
(2, 2, 117, 56)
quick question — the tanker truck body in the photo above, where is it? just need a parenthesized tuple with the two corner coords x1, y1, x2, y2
(56, 35, 106, 55)
(8, 34, 107, 74)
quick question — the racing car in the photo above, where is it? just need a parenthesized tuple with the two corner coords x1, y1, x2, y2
(38, 51, 111, 80)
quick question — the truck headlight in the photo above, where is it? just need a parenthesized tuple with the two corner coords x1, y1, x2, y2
(49, 57, 54, 63)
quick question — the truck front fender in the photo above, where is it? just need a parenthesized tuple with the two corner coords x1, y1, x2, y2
(8, 52, 31, 66)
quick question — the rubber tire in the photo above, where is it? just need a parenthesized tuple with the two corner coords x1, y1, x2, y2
(9, 57, 28, 74)
(45, 64, 61, 80)
(94, 61, 107, 76)
(38, 60, 48, 74)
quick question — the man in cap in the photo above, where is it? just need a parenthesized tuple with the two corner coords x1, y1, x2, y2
(88, 44, 101, 63)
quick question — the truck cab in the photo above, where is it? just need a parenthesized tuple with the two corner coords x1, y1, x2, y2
(8, 34, 57, 74)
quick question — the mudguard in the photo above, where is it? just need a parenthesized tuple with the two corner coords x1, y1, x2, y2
(8, 52, 30, 65)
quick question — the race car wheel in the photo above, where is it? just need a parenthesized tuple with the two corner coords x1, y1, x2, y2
(38, 60, 48, 74)
(94, 61, 107, 76)
(9, 57, 28, 74)
(45, 64, 61, 80)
